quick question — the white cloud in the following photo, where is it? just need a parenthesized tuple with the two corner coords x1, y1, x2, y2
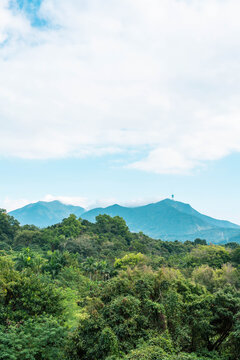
(42, 194, 89, 208)
(42, 194, 167, 210)
(1, 0, 240, 173)
(2, 197, 31, 212)
(2, 195, 92, 211)
(2, 194, 123, 212)
(3, 193, 164, 212)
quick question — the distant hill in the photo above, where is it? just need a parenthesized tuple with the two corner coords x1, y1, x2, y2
(9, 200, 85, 228)
(8, 198, 240, 243)
(81, 199, 240, 243)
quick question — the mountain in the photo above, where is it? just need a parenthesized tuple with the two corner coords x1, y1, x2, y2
(8, 198, 240, 243)
(81, 199, 240, 243)
(9, 200, 85, 228)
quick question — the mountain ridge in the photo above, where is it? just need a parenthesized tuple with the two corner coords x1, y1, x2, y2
(8, 198, 240, 243)
(81, 199, 240, 242)
(9, 200, 85, 228)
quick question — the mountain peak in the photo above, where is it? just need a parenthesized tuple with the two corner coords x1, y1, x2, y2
(9, 200, 85, 228)
(81, 199, 240, 243)
(8, 199, 240, 243)
(37, 200, 62, 206)
(110, 204, 122, 208)
(160, 198, 190, 205)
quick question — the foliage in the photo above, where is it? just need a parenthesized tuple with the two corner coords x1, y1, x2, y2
(114, 252, 146, 269)
(3, 273, 64, 321)
(0, 316, 66, 360)
(0, 209, 19, 243)
(0, 210, 239, 360)
(186, 246, 231, 269)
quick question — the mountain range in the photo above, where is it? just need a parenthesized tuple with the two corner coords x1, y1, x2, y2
(9, 199, 240, 243)
(9, 200, 85, 228)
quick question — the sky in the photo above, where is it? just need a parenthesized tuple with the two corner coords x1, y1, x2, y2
(1, 0, 240, 223)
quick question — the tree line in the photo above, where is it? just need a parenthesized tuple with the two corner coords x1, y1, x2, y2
(0, 209, 240, 359)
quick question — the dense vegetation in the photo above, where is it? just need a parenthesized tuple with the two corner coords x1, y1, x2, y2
(0, 209, 240, 360)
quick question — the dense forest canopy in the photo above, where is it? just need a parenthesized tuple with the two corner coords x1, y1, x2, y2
(0, 209, 239, 360)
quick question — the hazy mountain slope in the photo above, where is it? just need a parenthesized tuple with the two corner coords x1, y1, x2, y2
(166, 199, 239, 229)
(8, 199, 240, 243)
(82, 202, 210, 235)
(82, 199, 240, 242)
(9, 200, 85, 227)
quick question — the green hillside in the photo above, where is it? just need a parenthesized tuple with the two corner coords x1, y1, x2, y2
(0, 209, 240, 360)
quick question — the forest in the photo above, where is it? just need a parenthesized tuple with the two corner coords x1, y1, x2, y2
(0, 209, 240, 360)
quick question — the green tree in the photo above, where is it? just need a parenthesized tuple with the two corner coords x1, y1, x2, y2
(114, 253, 146, 270)
(4, 274, 64, 321)
(43, 250, 67, 278)
(231, 246, 240, 265)
(208, 287, 240, 351)
(187, 245, 231, 268)
(0, 316, 66, 360)
(14, 247, 36, 271)
(0, 209, 19, 244)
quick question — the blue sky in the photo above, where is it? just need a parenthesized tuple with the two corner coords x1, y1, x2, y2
(1, 0, 240, 223)
(1, 152, 240, 223)
(13, 0, 47, 27)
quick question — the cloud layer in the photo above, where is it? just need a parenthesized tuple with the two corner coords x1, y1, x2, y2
(1, 0, 240, 173)
(4, 194, 162, 212)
